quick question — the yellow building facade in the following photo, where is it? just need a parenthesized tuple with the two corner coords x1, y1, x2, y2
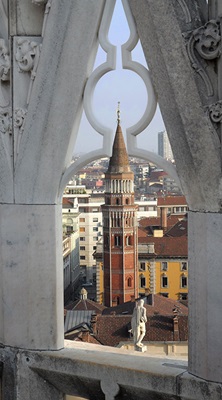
(138, 258, 188, 300)
(96, 255, 188, 303)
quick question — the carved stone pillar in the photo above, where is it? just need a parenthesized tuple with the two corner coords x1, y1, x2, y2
(0, 0, 105, 350)
(128, 0, 222, 383)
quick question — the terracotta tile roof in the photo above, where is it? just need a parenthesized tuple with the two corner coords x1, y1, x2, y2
(139, 217, 161, 227)
(138, 226, 149, 237)
(65, 299, 106, 313)
(166, 214, 186, 228)
(149, 170, 168, 180)
(138, 215, 186, 238)
(62, 197, 73, 206)
(96, 295, 188, 346)
(95, 314, 188, 346)
(65, 296, 188, 347)
(102, 294, 188, 316)
(157, 195, 187, 207)
(166, 218, 188, 237)
(138, 236, 187, 257)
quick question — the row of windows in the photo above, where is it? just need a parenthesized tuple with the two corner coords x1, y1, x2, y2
(103, 217, 134, 228)
(166, 206, 187, 213)
(139, 261, 188, 271)
(80, 246, 97, 251)
(80, 236, 98, 242)
(114, 235, 132, 246)
(79, 208, 99, 213)
(106, 197, 131, 205)
(140, 275, 188, 289)
(79, 227, 99, 232)
(161, 261, 188, 271)
(79, 217, 99, 223)
(160, 292, 188, 300)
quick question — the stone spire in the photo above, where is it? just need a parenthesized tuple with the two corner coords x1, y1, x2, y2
(107, 104, 132, 174)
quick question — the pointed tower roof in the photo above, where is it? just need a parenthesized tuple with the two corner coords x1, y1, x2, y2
(107, 105, 132, 174)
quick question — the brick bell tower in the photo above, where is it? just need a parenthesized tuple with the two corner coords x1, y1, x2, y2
(102, 105, 138, 307)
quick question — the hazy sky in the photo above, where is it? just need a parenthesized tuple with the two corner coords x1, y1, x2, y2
(74, 0, 165, 156)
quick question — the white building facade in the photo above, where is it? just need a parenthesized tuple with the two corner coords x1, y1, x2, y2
(158, 131, 174, 161)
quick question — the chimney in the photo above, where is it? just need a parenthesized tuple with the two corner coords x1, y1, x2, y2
(90, 312, 97, 334)
(173, 305, 180, 342)
(173, 316, 179, 341)
(160, 207, 167, 231)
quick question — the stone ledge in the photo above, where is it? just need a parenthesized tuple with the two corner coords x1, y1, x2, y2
(1, 343, 221, 399)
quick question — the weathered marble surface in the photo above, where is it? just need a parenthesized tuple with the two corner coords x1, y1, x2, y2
(188, 211, 222, 383)
(128, 0, 222, 384)
(128, 0, 221, 213)
(0, 0, 105, 351)
(1, 341, 221, 400)
(0, 204, 64, 350)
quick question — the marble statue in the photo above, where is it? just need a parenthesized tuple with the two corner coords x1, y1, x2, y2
(131, 299, 147, 348)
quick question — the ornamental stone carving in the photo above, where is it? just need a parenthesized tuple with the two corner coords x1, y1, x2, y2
(14, 108, 27, 129)
(185, 20, 221, 97)
(0, 109, 11, 135)
(14, 108, 27, 161)
(193, 20, 221, 60)
(15, 38, 42, 104)
(208, 101, 222, 123)
(0, 38, 10, 82)
(0, 38, 10, 108)
(15, 38, 41, 73)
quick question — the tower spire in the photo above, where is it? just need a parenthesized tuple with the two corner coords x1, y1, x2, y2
(117, 101, 121, 125)
(102, 108, 138, 307)
(107, 104, 131, 174)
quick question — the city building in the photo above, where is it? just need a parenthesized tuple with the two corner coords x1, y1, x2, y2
(63, 186, 104, 284)
(95, 196, 188, 303)
(62, 198, 81, 302)
(63, 181, 158, 290)
(158, 130, 174, 161)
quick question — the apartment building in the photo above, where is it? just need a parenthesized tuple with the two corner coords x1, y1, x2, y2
(158, 130, 174, 160)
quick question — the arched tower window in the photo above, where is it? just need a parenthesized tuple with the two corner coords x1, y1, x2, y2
(126, 236, 131, 246)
